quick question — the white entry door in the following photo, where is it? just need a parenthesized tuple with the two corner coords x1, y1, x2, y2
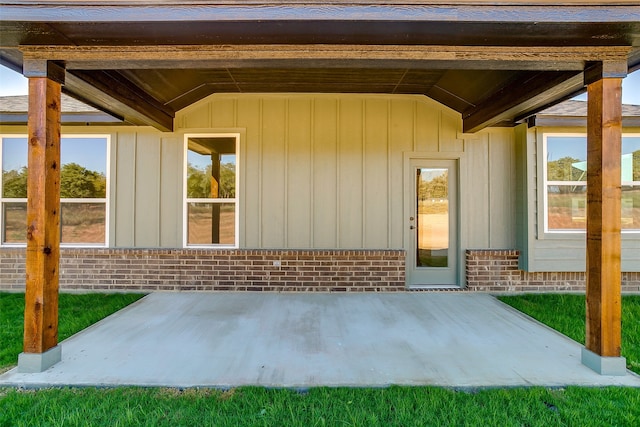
(406, 159, 458, 287)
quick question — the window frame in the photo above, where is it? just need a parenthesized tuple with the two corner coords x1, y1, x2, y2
(541, 132, 640, 235)
(0, 134, 111, 247)
(182, 132, 240, 248)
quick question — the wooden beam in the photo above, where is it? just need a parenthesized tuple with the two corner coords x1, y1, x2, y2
(65, 70, 174, 132)
(462, 71, 584, 133)
(584, 60, 629, 85)
(23, 72, 62, 356)
(18, 44, 630, 134)
(20, 45, 631, 71)
(22, 59, 65, 83)
(585, 73, 624, 358)
(22, 57, 173, 131)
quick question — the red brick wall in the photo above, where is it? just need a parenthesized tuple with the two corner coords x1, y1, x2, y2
(3, 248, 639, 293)
(466, 250, 640, 293)
(0, 248, 405, 292)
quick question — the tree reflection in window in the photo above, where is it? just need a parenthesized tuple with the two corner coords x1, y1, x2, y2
(544, 134, 640, 232)
(0, 136, 108, 245)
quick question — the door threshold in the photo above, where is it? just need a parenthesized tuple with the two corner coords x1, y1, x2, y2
(407, 285, 464, 291)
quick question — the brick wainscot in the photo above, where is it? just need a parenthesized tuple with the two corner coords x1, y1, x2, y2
(466, 250, 640, 293)
(2, 248, 639, 292)
(0, 248, 405, 292)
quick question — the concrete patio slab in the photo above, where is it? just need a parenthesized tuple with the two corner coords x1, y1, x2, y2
(1, 292, 639, 388)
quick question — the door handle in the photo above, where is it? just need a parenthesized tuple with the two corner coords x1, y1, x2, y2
(409, 225, 415, 230)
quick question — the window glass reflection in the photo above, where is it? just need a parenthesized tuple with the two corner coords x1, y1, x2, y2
(61, 203, 106, 244)
(187, 202, 235, 245)
(1, 136, 109, 245)
(1, 138, 28, 198)
(2, 202, 26, 243)
(545, 135, 640, 232)
(187, 139, 236, 199)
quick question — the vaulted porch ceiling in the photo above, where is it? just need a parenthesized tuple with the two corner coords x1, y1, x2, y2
(1, 1, 639, 133)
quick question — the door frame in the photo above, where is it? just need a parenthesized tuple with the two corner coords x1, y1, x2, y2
(403, 151, 467, 288)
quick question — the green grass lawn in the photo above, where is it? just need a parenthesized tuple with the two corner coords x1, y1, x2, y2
(1, 384, 639, 426)
(0, 293, 145, 370)
(498, 294, 640, 375)
(1, 293, 639, 427)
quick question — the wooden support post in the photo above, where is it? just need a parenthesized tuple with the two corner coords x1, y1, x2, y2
(581, 61, 627, 375)
(18, 60, 64, 373)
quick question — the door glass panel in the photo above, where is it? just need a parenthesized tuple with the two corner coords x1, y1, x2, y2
(416, 168, 449, 267)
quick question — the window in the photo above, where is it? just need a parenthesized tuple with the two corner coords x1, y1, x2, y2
(184, 134, 238, 247)
(1, 135, 109, 246)
(543, 133, 640, 233)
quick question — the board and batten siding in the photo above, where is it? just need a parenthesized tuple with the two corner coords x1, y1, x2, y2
(1, 94, 517, 253)
(513, 123, 531, 271)
(111, 129, 183, 248)
(518, 126, 640, 272)
(175, 93, 516, 250)
(461, 127, 517, 250)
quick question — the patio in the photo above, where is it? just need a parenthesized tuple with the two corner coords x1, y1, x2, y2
(1, 292, 639, 388)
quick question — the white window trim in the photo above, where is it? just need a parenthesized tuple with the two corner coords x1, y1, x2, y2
(183, 132, 240, 248)
(0, 134, 111, 247)
(541, 132, 640, 236)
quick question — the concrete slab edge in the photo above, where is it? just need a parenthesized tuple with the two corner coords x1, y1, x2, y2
(581, 347, 628, 376)
(17, 346, 62, 373)
(1, 380, 639, 390)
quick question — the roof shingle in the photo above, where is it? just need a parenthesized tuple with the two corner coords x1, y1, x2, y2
(538, 99, 640, 117)
(0, 94, 100, 113)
